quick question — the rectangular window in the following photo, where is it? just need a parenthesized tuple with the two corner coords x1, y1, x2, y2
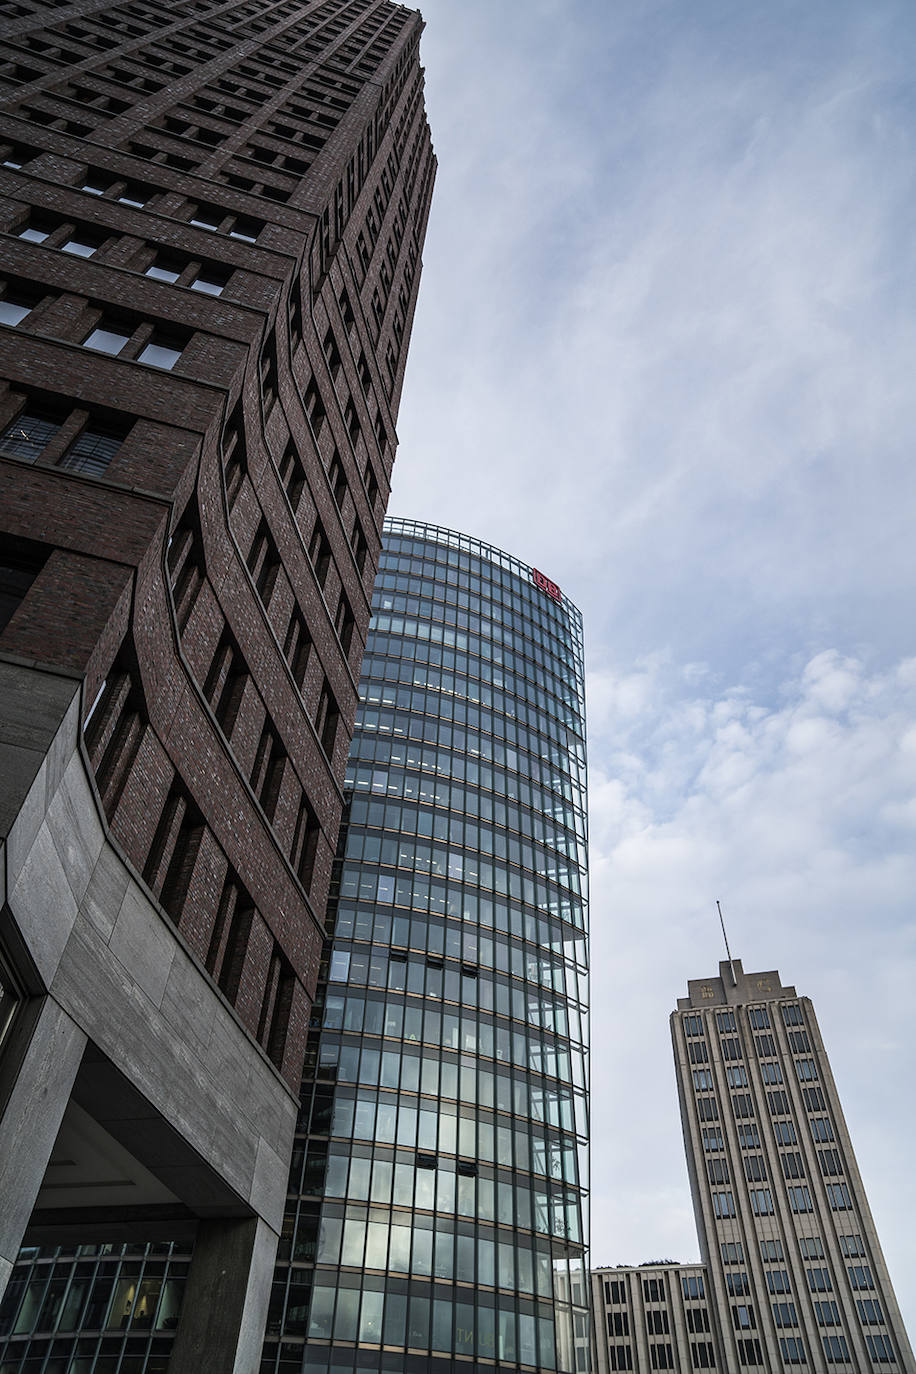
(0, 535, 48, 633)
(58, 422, 126, 477)
(0, 410, 61, 461)
(813, 1301, 841, 1327)
(822, 1335, 850, 1364)
(828, 1183, 854, 1211)
(780, 1337, 807, 1365)
(774, 1305, 798, 1330)
(865, 1334, 895, 1363)
(137, 332, 184, 369)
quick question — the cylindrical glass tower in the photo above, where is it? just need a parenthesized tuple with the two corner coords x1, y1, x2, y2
(267, 519, 589, 1374)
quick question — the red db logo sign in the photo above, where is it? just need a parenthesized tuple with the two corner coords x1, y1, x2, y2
(532, 568, 562, 603)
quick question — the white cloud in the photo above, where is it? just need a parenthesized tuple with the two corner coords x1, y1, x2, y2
(391, 0, 916, 1336)
(587, 652, 916, 1321)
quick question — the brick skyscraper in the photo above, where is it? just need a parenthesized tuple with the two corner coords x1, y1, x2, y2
(0, 2, 434, 1369)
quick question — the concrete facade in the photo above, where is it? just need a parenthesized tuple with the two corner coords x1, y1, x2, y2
(0, 657, 297, 1369)
(591, 1263, 720, 1373)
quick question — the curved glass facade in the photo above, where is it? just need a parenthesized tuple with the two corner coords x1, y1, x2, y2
(263, 519, 589, 1374)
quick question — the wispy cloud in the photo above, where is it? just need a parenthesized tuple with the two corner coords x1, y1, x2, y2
(395, 0, 916, 1331)
(587, 651, 916, 1299)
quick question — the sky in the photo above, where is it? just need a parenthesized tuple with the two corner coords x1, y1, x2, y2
(386, 0, 916, 1340)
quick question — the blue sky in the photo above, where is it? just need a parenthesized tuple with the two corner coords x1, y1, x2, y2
(388, 0, 916, 1337)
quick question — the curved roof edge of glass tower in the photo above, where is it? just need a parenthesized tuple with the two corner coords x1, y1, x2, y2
(262, 517, 591, 1374)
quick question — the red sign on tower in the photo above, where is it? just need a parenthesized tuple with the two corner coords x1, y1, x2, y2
(532, 568, 562, 603)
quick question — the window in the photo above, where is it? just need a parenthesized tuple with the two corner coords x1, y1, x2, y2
(743, 1155, 766, 1182)
(755, 1033, 777, 1056)
(807, 1268, 832, 1292)
(683, 1014, 704, 1037)
(768, 1090, 791, 1116)
(781, 1152, 805, 1179)
(822, 1335, 850, 1364)
(726, 1065, 748, 1088)
(646, 1310, 670, 1336)
(712, 1191, 735, 1218)
(839, 1234, 865, 1258)
(607, 1311, 629, 1337)
(848, 1265, 874, 1290)
(59, 422, 125, 476)
(856, 1299, 884, 1325)
(0, 284, 42, 326)
(146, 257, 183, 283)
(61, 233, 103, 257)
(760, 1061, 783, 1084)
(749, 1188, 773, 1215)
(686, 1307, 709, 1331)
(731, 1093, 754, 1117)
(689, 1040, 709, 1063)
(736, 1338, 763, 1365)
(137, 332, 183, 369)
(773, 1120, 798, 1145)
(789, 1185, 813, 1213)
(803, 1086, 826, 1112)
(0, 410, 61, 461)
(702, 1128, 725, 1152)
(819, 1149, 843, 1176)
(707, 1158, 729, 1184)
(720, 1037, 742, 1060)
(737, 1124, 760, 1149)
(721, 1242, 744, 1264)
(649, 1343, 673, 1369)
(799, 1238, 824, 1259)
(780, 1337, 807, 1364)
(83, 321, 131, 354)
(642, 1278, 663, 1302)
(814, 1301, 841, 1326)
(828, 1183, 854, 1211)
(748, 1008, 771, 1029)
(766, 1270, 792, 1294)
(773, 1304, 798, 1329)
(788, 1029, 811, 1052)
(732, 1305, 755, 1330)
(760, 1240, 784, 1261)
(865, 1334, 896, 1363)
(693, 1069, 714, 1090)
(0, 536, 48, 633)
(726, 1273, 751, 1296)
(0, 945, 25, 1056)
(810, 1117, 835, 1143)
(782, 1003, 804, 1026)
(691, 1340, 715, 1368)
(795, 1058, 818, 1081)
(190, 266, 230, 295)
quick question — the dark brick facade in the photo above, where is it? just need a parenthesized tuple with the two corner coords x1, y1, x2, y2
(0, 0, 436, 1091)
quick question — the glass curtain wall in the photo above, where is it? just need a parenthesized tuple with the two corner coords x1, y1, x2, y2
(264, 519, 590, 1374)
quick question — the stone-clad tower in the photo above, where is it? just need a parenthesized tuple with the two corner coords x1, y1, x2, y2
(0, 2, 434, 1369)
(671, 961, 914, 1373)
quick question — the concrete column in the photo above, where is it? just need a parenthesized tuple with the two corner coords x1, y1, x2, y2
(0, 996, 86, 1298)
(168, 1216, 279, 1374)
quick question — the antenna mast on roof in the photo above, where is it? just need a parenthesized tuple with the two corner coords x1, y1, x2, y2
(716, 899, 738, 987)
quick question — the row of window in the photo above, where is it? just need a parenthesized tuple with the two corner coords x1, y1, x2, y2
(332, 896, 586, 970)
(350, 711, 583, 822)
(328, 936, 585, 1044)
(0, 282, 188, 370)
(321, 1038, 584, 1139)
(378, 535, 582, 646)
